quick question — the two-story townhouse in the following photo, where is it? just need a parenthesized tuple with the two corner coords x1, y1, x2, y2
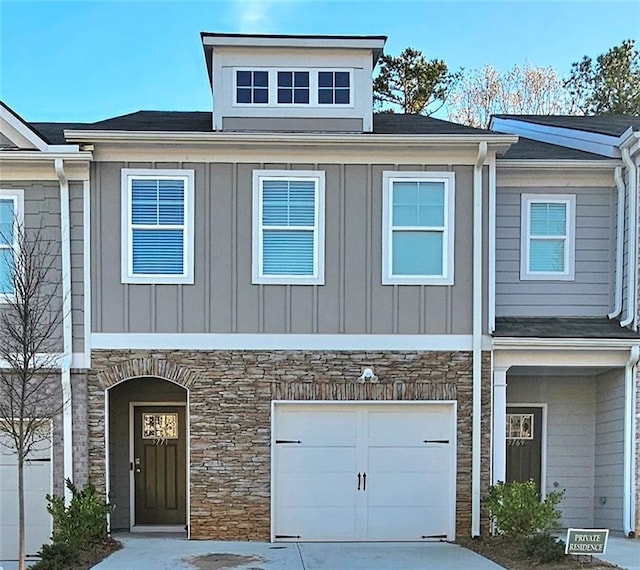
(0, 102, 92, 561)
(489, 115, 640, 537)
(2, 32, 640, 559)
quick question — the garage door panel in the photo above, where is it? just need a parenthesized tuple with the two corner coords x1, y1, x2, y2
(367, 506, 450, 540)
(276, 446, 356, 472)
(368, 446, 448, 472)
(277, 472, 356, 506)
(276, 506, 358, 540)
(276, 410, 357, 444)
(368, 473, 450, 507)
(367, 410, 451, 445)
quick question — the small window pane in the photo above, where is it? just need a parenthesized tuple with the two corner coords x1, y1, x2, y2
(0, 199, 14, 246)
(318, 89, 333, 104)
(132, 229, 184, 274)
(278, 71, 292, 87)
(237, 88, 251, 103)
(530, 239, 565, 272)
(254, 71, 269, 87)
(254, 88, 268, 104)
(335, 89, 350, 104)
(318, 71, 333, 87)
(294, 90, 309, 104)
(295, 72, 309, 87)
(0, 247, 14, 294)
(531, 203, 566, 236)
(236, 70, 251, 86)
(335, 72, 350, 88)
(263, 230, 314, 275)
(392, 231, 443, 276)
(143, 413, 179, 439)
(393, 182, 444, 227)
(278, 89, 292, 104)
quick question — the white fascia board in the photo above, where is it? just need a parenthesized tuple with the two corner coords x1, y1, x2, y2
(91, 333, 495, 352)
(202, 36, 386, 52)
(0, 150, 92, 161)
(0, 109, 81, 153)
(491, 117, 620, 158)
(496, 159, 621, 169)
(63, 129, 517, 147)
(493, 337, 640, 349)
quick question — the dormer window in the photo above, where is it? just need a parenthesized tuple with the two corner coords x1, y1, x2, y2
(318, 71, 351, 104)
(277, 71, 310, 104)
(236, 70, 269, 104)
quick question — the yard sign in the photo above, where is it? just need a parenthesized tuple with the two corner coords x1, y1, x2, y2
(565, 529, 609, 555)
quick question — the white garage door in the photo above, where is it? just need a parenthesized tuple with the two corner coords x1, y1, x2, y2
(0, 435, 52, 562)
(272, 402, 456, 542)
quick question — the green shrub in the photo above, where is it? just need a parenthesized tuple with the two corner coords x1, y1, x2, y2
(487, 480, 564, 538)
(46, 479, 114, 551)
(524, 532, 565, 563)
(31, 542, 78, 570)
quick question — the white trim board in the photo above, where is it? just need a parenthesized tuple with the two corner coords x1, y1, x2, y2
(91, 333, 493, 351)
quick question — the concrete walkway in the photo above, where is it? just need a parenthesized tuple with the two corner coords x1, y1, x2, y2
(596, 536, 640, 570)
(92, 535, 505, 569)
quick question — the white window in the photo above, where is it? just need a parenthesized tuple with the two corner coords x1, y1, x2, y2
(121, 169, 195, 284)
(382, 172, 455, 285)
(252, 170, 325, 285)
(520, 194, 575, 280)
(0, 189, 23, 301)
(233, 68, 353, 107)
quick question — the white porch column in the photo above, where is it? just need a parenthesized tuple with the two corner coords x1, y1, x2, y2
(492, 366, 509, 485)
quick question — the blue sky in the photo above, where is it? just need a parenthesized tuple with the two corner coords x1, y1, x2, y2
(0, 0, 638, 123)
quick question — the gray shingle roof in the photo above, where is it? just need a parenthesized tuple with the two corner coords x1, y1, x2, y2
(499, 136, 614, 161)
(493, 114, 640, 137)
(494, 317, 640, 339)
(30, 122, 87, 145)
(55, 111, 496, 136)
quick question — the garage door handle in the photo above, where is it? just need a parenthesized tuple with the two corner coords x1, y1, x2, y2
(363, 472, 366, 491)
(357, 472, 361, 490)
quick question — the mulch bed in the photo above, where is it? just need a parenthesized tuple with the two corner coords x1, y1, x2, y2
(458, 537, 619, 570)
(74, 537, 122, 569)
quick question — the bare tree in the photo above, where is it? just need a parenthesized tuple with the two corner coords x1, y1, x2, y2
(447, 63, 575, 128)
(0, 222, 64, 570)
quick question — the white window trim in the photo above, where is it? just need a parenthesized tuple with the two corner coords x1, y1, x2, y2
(382, 171, 455, 286)
(233, 68, 354, 109)
(121, 169, 195, 285)
(520, 193, 576, 281)
(252, 170, 325, 285)
(0, 188, 24, 303)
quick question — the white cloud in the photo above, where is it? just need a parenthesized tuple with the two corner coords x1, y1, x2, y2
(233, 0, 277, 33)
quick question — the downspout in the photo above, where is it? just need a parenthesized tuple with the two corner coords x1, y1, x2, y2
(608, 167, 624, 319)
(620, 148, 637, 328)
(472, 141, 487, 538)
(54, 158, 74, 502)
(623, 345, 639, 536)
(488, 156, 496, 333)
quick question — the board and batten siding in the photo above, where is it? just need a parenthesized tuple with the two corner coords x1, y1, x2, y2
(0, 181, 85, 353)
(594, 370, 624, 531)
(496, 186, 614, 317)
(92, 161, 484, 336)
(507, 375, 596, 528)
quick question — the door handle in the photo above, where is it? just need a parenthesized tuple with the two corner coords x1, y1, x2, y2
(357, 472, 361, 490)
(363, 472, 366, 491)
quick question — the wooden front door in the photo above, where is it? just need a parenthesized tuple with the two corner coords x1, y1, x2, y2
(133, 406, 186, 525)
(506, 406, 543, 493)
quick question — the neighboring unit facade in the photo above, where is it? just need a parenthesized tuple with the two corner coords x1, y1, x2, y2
(0, 33, 639, 559)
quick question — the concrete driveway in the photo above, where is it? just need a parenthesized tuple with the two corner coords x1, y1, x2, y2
(92, 535, 505, 569)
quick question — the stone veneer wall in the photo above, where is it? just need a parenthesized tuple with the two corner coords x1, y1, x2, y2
(88, 350, 491, 540)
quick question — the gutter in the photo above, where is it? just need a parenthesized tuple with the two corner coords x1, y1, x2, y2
(472, 141, 487, 538)
(54, 159, 74, 501)
(620, 147, 638, 328)
(623, 345, 639, 536)
(609, 167, 625, 319)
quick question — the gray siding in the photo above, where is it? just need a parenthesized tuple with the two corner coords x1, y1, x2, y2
(93, 161, 482, 335)
(0, 180, 85, 354)
(222, 117, 363, 132)
(496, 186, 614, 317)
(594, 370, 624, 531)
(507, 375, 595, 528)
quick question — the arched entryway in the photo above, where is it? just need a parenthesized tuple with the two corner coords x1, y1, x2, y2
(106, 375, 188, 533)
